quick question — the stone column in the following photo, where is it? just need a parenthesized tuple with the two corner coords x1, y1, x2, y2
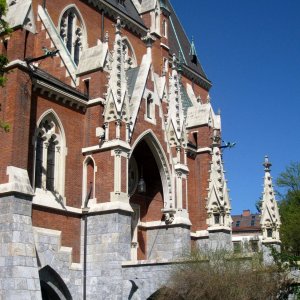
(85, 203, 132, 299)
(146, 223, 191, 260)
(0, 166, 42, 300)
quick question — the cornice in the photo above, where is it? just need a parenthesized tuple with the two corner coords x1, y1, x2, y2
(87, 0, 148, 37)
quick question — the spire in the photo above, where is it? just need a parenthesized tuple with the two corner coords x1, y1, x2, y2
(167, 53, 186, 141)
(260, 156, 281, 243)
(103, 17, 130, 122)
(206, 130, 232, 230)
(189, 37, 198, 64)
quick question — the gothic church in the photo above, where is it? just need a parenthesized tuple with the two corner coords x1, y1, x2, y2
(0, 0, 281, 299)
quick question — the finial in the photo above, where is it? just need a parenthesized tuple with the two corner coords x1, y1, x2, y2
(141, 29, 156, 47)
(189, 36, 198, 64)
(206, 94, 211, 103)
(263, 155, 272, 172)
(113, 16, 124, 35)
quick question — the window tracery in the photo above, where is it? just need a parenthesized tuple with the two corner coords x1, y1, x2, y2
(122, 38, 137, 69)
(34, 115, 65, 196)
(59, 7, 84, 65)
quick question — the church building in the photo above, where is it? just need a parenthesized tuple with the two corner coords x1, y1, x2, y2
(0, 0, 280, 299)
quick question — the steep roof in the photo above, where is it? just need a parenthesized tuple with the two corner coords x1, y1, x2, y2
(232, 213, 261, 232)
(166, 0, 208, 80)
(104, 0, 145, 26)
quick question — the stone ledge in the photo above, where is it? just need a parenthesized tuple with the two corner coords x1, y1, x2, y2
(122, 259, 179, 268)
(0, 167, 34, 197)
(88, 201, 133, 214)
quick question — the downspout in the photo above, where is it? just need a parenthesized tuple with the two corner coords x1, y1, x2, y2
(82, 183, 92, 300)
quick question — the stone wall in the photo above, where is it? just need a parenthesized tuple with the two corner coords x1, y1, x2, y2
(146, 225, 191, 260)
(85, 210, 132, 299)
(0, 194, 42, 300)
(122, 262, 175, 299)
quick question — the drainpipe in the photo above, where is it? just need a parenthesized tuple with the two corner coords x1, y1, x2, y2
(83, 183, 92, 300)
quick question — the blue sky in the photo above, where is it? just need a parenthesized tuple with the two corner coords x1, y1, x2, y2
(171, 0, 300, 214)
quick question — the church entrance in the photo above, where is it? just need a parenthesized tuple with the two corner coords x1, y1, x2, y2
(128, 140, 164, 260)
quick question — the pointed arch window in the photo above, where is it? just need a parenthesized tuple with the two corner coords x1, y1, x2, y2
(122, 37, 137, 69)
(59, 7, 84, 65)
(82, 156, 96, 206)
(34, 114, 66, 196)
(146, 94, 153, 119)
(46, 137, 56, 191)
(162, 19, 167, 38)
(35, 133, 44, 189)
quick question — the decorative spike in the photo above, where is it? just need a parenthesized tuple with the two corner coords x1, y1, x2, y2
(260, 156, 281, 243)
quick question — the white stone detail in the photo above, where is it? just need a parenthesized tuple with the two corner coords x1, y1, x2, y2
(260, 156, 281, 243)
(77, 40, 108, 75)
(206, 140, 232, 231)
(0, 166, 34, 196)
(38, 5, 77, 84)
(5, 0, 36, 33)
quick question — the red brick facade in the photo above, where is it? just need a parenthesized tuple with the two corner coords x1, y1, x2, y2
(0, 0, 219, 264)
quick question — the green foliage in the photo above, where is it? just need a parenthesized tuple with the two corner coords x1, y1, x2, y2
(0, 119, 9, 132)
(277, 162, 300, 193)
(270, 246, 299, 271)
(276, 162, 300, 253)
(279, 191, 300, 253)
(0, 0, 10, 132)
(0, 0, 10, 36)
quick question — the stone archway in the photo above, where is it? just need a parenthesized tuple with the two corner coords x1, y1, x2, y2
(129, 140, 164, 260)
(39, 266, 72, 300)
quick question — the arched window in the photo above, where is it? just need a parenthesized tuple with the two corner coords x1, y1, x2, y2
(146, 94, 153, 119)
(155, 12, 160, 34)
(162, 19, 167, 38)
(59, 7, 84, 65)
(82, 156, 96, 206)
(34, 113, 66, 196)
(122, 37, 137, 69)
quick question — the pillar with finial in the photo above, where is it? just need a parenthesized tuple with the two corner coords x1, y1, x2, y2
(260, 155, 281, 263)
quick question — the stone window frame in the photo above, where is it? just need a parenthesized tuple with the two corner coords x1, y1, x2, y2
(144, 92, 156, 125)
(151, 6, 161, 35)
(122, 37, 137, 69)
(162, 19, 167, 38)
(82, 155, 97, 207)
(33, 110, 67, 200)
(58, 5, 87, 66)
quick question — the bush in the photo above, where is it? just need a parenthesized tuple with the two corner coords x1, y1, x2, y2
(153, 250, 294, 300)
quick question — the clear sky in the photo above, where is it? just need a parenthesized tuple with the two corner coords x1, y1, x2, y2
(171, 0, 300, 214)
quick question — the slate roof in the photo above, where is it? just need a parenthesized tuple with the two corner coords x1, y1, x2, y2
(104, 0, 145, 26)
(29, 67, 88, 101)
(166, 0, 208, 80)
(232, 213, 261, 232)
(180, 83, 193, 113)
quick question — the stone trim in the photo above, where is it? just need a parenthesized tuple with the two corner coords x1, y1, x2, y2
(0, 166, 34, 196)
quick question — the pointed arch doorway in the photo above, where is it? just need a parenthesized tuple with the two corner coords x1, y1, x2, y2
(39, 266, 72, 300)
(128, 134, 171, 260)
